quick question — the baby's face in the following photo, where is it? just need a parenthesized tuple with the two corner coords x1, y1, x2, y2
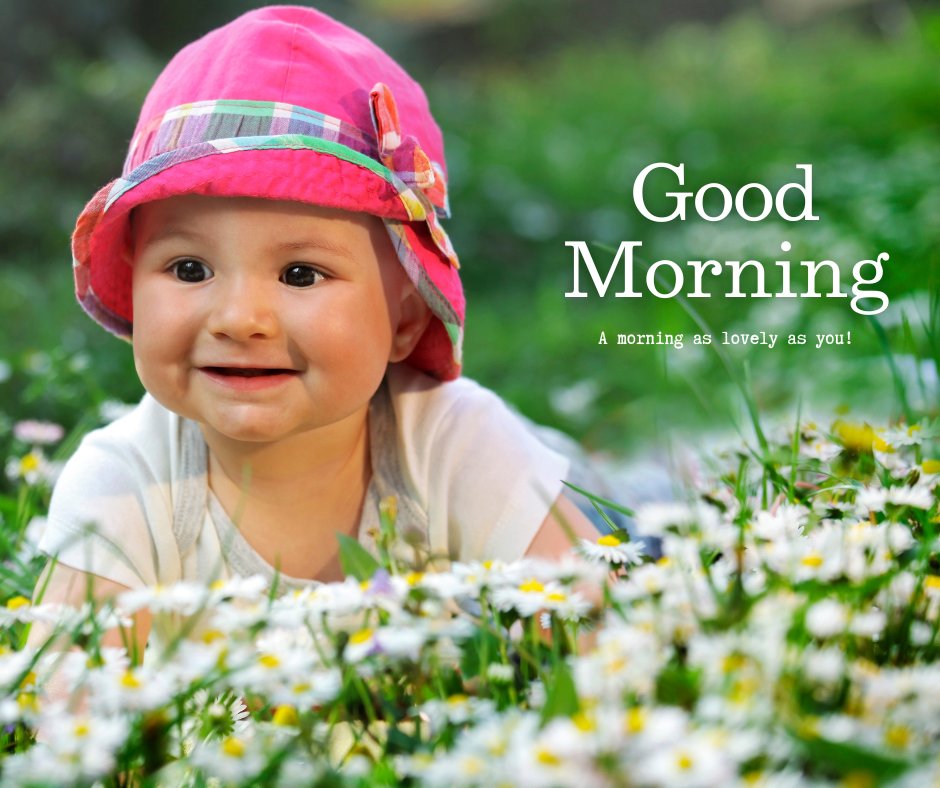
(130, 195, 425, 444)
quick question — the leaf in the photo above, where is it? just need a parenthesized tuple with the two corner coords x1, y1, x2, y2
(654, 663, 700, 710)
(793, 732, 910, 782)
(337, 534, 380, 581)
(460, 629, 503, 680)
(562, 480, 635, 517)
(385, 725, 421, 756)
(591, 500, 622, 535)
(540, 659, 580, 725)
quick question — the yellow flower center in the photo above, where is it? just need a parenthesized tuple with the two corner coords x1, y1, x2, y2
(460, 756, 484, 776)
(349, 628, 374, 645)
(519, 579, 544, 593)
(729, 678, 759, 704)
(605, 657, 627, 675)
(536, 748, 562, 766)
(872, 436, 894, 453)
(922, 459, 940, 474)
(721, 654, 747, 673)
(884, 725, 911, 749)
(273, 705, 300, 727)
(797, 716, 820, 739)
(625, 707, 646, 734)
(17, 692, 38, 712)
(842, 771, 876, 788)
(292, 682, 312, 694)
(201, 629, 225, 644)
(925, 576, 940, 591)
(676, 752, 694, 771)
(801, 553, 824, 568)
(597, 534, 621, 547)
(405, 571, 424, 586)
(222, 737, 246, 758)
(258, 653, 280, 669)
(121, 671, 141, 689)
(448, 694, 469, 706)
(572, 711, 595, 732)
(19, 453, 41, 474)
(74, 722, 90, 738)
(6, 596, 30, 611)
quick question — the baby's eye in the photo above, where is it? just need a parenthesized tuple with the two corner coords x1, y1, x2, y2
(171, 259, 213, 283)
(281, 264, 325, 288)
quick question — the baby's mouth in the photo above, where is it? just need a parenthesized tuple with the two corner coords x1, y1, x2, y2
(201, 366, 296, 378)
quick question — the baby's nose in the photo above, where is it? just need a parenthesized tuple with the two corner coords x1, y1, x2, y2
(207, 279, 279, 340)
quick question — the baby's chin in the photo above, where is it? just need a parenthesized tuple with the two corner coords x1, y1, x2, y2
(138, 389, 278, 444)
(193, 405, 311, 445)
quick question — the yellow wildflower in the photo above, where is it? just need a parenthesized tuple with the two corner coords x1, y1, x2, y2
(833, 420, 874, 452)
(273, 705, 300, 727)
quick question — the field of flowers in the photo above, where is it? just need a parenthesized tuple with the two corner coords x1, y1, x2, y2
(1, 401, 939, 786)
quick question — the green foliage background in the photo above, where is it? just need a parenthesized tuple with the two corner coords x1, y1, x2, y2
(1, 1, 938, 458)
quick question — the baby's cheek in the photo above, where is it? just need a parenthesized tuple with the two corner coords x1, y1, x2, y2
(130, 335, 164, 394)
(131, 312, 188, 392)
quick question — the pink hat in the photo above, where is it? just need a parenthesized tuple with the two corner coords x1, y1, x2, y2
(73, 5, 464, 380)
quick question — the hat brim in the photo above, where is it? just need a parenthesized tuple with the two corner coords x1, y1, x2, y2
(73, 146, 464, 380)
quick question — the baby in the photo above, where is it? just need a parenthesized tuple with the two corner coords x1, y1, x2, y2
(32, 6, 601, 653)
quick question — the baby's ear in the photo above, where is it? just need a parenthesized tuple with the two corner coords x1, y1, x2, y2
(389, 284, 433, 363)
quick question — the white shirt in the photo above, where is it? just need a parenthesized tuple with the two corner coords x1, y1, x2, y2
(38, 365, 570, 593)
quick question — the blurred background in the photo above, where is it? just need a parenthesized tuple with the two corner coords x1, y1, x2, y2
(1, 0, 938, 460)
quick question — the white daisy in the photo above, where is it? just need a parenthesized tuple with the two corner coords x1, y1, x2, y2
(578, 534, 646, 566)
(804, 599, 848, 639)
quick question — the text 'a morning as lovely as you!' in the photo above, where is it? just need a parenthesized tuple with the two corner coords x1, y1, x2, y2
(596, 331, 853, 350)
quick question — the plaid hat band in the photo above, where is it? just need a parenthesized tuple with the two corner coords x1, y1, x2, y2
(117, 92, 457, 263)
